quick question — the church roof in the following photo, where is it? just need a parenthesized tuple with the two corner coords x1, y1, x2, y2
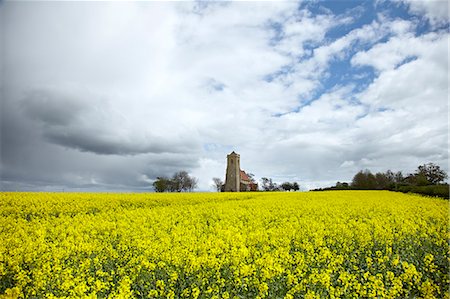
(240, 170, 250, 182)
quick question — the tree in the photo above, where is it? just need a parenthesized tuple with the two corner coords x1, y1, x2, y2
(385, 170, 395, 183)
(172, 171, 198, 192)
(415, 173, 429, 186)
(280, 182, 293, 191)
(261, 177, 271, 191)
(351, 170, 377, 190)
(366, 171, 377, 189)
(153, 177, 171, 192)
(187, 176, 198, 191)
(375, 172, 391, 190)
(404, 174, 418, 186)
(335, 182, 349, 189)
(261, 177, 278, 191)
(153, 171, 198, 192)
(280, 182, 300, 191)
(394, 171, 404, 183)
(389, 170, 404, 190)
(246, 173, 256, 183)
(351, 171, 365, 189)
(415, 163, 448, 185)
(212, 177, 223, 192)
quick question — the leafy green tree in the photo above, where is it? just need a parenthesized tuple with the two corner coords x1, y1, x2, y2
(335, 182, 350, 189)
(415, 173, 430, 186)
(351, 171, 365, 189)
(280, 182, 293, 191)
(153, 177, 171, 192)
(375, 172, 392, 190)
(153, 171, 198, 192)
(415, 163, 448, 185)
(280, 182, 300, 191)
(351, 170, 377, 190)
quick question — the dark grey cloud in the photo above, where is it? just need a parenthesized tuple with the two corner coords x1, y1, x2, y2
(1, 92, 200, 191)
(19, 88, 200, 156)
(43, 132, 178, 156)
(21, 89, 87, 126)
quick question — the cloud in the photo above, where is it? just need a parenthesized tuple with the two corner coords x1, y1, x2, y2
(273, 9, 340, 57)
(354, 32, 447, 110)
(313, 20, 388, 67)
(21, 89, 88, 126)
(397, 0, 449, 27)
(351, 31, 445, 72)
(1, 1, 448, 191)
(348, 30, 448, 173)
(1, 91, 201, 191)
(19, 88, 201, 156)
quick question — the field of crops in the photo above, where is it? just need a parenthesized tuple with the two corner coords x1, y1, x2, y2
(0, 191, 448, 298)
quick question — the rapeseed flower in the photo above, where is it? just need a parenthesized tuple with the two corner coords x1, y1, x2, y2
(0, 191, 447, 298)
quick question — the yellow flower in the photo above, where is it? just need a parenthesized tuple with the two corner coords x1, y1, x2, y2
(0, 191, 447, 298)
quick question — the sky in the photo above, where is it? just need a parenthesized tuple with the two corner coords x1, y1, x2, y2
(0, 0, 448, 191)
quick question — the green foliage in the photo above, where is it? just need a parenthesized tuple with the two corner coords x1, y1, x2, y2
(415, 163, 448, 185)
(322, 163, 448, 199)
(280, 182, 300, 191)
(415, 173, 430, 187)
(153, 177, 172, 193)
(351, 170, 378, 189)
(153, 171, 198, 192)
(259, 179, 299, 192)
(335, 182, 350, 189)
(397, 184, 449, 199)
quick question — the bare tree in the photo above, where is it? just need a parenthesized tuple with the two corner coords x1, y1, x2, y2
(212, 177, 223, 192)
(172, 171, 198, 192)
(261, 177, 279, 191)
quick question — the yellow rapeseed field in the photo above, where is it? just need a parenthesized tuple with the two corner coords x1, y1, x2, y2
(0, 191, 448, 298)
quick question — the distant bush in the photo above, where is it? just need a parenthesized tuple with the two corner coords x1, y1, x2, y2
(316, 163, 448, 199)
(397, 184, 449, 199)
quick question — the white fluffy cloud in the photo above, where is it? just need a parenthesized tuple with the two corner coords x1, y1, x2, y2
(397, 0, 449, 26)
(1, 1, 448, 191)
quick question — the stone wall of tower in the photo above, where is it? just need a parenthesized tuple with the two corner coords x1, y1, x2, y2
(224, 152, 240, 192)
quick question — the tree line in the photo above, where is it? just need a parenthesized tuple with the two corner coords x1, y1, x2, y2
(153, 171, 198, 192)
(260, 178, 300, 191)
(211, 176, 300, 192)
(314, 162, 448, 198)
(154, 172, 300, 193)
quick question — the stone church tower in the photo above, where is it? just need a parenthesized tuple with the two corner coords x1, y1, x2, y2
(224, 151, 240, 192)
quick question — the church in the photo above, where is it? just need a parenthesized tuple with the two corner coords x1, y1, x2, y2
(223, 151, 258, 192)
